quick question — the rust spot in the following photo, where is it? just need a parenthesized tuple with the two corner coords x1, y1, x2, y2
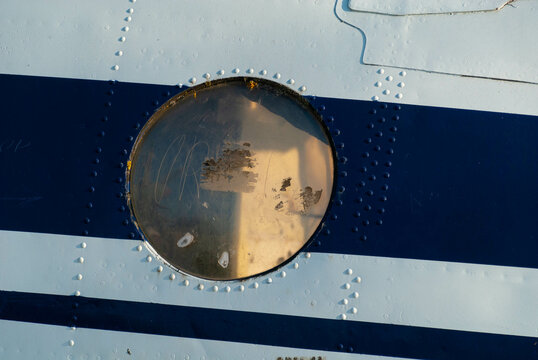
(200, 143, 257, 193)
(275, 201, 284, 211)
(243, 142, 251, 147)
(300, 186, 322, 212)
(280, 177, 292, 191)
(247, 80, 258, 90)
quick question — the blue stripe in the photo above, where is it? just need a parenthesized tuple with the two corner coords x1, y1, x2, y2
(0, 290, 536, 359)
(0, 74, 537, 268)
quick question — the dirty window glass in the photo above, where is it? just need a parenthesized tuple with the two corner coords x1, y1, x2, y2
(128, 78, 334, 280)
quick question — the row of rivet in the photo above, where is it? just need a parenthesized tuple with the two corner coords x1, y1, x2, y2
(339, 268, 362, 320)
(112, 0, 136, 72)
(183, 68, 307, 93)
(136, 244, 310, 293)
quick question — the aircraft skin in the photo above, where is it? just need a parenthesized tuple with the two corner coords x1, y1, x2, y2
(0, 0, 537, 359)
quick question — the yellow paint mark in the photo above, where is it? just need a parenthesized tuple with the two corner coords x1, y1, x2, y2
(247, 80, 258, 90)
(127, 160, 132, 171)
(193, 91, 197, 99)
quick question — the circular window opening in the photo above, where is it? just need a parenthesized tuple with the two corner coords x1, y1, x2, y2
(128, 77, 335, 280)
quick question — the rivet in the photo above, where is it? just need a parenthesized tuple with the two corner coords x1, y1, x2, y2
(362, 219, 370, 226)
(76, 274, 83, 280)
(384, 172, 391, 178)
(146, 255, 152, 262)
(94, 158, 100, 164)
(360, 235, 367, 241)
(293, 262, 299, 269)
(351, 307, 358, 314)
(232, 68, 240, 74)
(344, 283, 351, 289)
(69, 340, 75, 347)
(99, 130, 106, 136)
(287, 79, 295, 85)
(378, 208, 386, 214)
(374, 81, 382, 87)
(112, 64, 120, 71)
(377, 68, 385, 74)
(136, 245, 142, 252)
(74, 290, 81, 296)
(345, 268, 353, 275)
(371, 160, 379, 166)
(281, 271, 287, 278)
(183, 279, 189, 286)
(212, 285, 218, 292)
(198, 284, 204, 290)
(355, 276, 362, 283)
(82, 230, 89, 236)
(340, 314, 347, 320)
(122, 26, 129, 32)
(381, 103, 388, 110)
(127, 8, 134, 14)
(225, 286, 231, 292)
(352, 226, 359, 232)
(299, 85, 307, 92)
(78, 257, 84, 264)
(274, 73, 281, 79)
(395, 93, 403, 99)
(246, 68, 254, 74)
(266, 278, 272, 284)
(203, 73, 210, 80)
(169, 274, 175, 280)
(119, 36, 126, 42)
(383, 89, 390, 95)
(189, 77, 197, 84)
(253, 282, 259, 289)
(387, 148, 394, 155)
(342, 298, 349, 305)
(364, 204, 372, 211)
(386, 75, 393, 81)
(157, 266, 163, 272)
(130, 0, 136, 3)
(239, 285, 245, 292)
(372, 95, 379, 101)
(217, 69, 225, 75)
(398, 82, 405, 88)
(400, 71, 406, 77)
(352, 292, 360, 298)
(125, 16, 132, 22)
(305, 252, 311, 258)
(89, 186, 95, 193)
(81, 242, 87, 249)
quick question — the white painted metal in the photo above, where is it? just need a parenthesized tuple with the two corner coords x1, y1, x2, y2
(0, 230, 536, 337)
(348, 0, 509, 15)
(0, 319, 411, 360)
(337, 0, 538, 84)
(1, 0, 537, 115)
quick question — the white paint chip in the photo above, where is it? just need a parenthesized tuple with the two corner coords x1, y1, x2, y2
(218, 251, 229, 268)
(177, 232, 195, 248)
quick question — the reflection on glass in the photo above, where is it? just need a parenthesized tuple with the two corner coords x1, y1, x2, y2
(129, 78, 334, 280)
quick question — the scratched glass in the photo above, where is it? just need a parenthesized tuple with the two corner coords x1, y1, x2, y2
(128, 78, 334, 280)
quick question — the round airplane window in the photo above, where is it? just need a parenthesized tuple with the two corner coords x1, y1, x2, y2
(128, 77, 335, 280)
